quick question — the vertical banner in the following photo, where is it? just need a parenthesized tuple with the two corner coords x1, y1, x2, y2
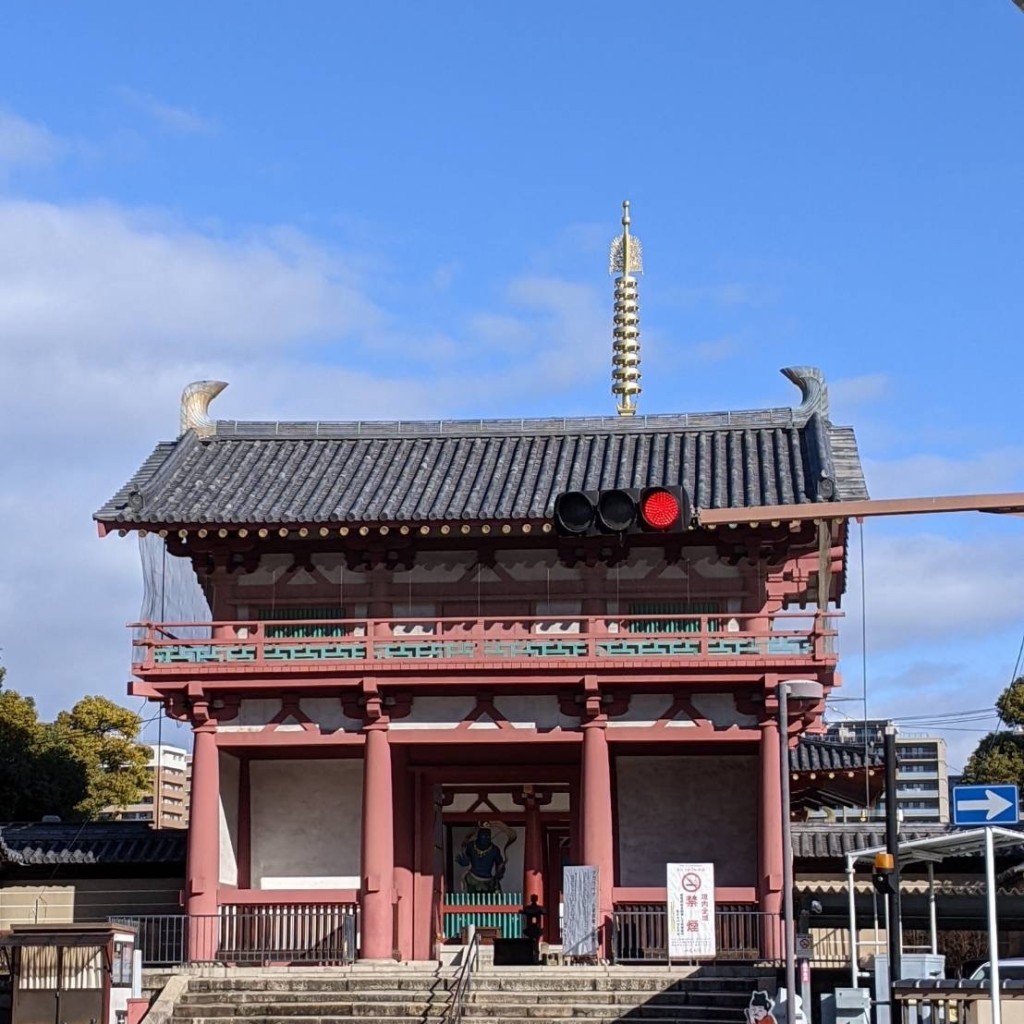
(667, 862, 716, 958)
(562, 865, 599, 956)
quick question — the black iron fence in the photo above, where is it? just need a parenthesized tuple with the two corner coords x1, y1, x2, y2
(111, 904, 358, 966)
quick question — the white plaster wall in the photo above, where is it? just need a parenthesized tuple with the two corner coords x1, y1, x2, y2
(607, 694, 693, 729)
(250, 759, 362, 889)
(616, 755, 758, 887)
(219, 751, 240, 886)
(389, 695, 476, 730)
(493, 695, 579, 730)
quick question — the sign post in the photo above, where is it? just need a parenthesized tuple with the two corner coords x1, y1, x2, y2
(952, 784, 1019, 827)
(667, 863, 716, 961)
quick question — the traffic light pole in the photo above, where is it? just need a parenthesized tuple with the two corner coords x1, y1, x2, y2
(884, 724, 902, 1009)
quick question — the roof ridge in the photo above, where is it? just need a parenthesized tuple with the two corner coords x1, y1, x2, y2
(211, 406, 808, 440)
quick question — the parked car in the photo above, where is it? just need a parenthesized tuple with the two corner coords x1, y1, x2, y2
(970, 960, 1024, 982)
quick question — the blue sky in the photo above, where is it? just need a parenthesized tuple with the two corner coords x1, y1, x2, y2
(2, 2, 1024, 768)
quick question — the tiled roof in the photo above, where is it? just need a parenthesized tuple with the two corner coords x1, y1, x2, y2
(95, 369, 868, 529)
(0, 823, 187, 867)
(792, 823, 951, 859)
(791, 738, 885, 773)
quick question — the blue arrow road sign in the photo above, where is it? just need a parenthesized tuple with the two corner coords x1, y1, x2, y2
(952, 784, 1020, 827)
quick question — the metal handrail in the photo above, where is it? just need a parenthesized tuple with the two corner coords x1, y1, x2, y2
(446, 927, 482, 1024)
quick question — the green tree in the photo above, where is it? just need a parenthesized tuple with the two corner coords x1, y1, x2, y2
(51, 696, 151, 819)
(0, 676, 149, 821)
(961, 676, 1024, 789)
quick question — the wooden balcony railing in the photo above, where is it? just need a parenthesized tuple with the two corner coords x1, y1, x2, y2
(131, 611, 839, 672)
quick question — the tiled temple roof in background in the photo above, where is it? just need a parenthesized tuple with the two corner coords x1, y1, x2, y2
(0, 822, 187, 868)
(790, 737, 885, 773)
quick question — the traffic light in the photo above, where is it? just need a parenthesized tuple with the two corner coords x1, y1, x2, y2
(553, 486, 691, 537)
(871, 852, 897, 896)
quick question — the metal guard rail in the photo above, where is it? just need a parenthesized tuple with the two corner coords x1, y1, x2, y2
(446, 927, 482, 1024)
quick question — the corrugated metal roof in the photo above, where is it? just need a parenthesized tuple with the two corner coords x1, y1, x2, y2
(0, 823, 187, 867)
(95, 411, 868, 528)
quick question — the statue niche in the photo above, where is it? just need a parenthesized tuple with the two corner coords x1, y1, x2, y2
(455, 822, 516, 894)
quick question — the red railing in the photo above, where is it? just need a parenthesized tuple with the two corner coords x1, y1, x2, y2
(131, 611, 839, 671)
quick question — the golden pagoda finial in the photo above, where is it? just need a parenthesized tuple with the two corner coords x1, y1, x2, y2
(609, 199, 642, 416)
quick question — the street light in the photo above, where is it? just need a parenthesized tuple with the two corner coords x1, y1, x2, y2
(778, 679, 824, 1024)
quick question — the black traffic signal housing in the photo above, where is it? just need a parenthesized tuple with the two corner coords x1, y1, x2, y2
(553, 486, 691, 537)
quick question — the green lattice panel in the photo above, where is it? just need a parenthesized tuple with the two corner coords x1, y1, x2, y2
(596, 639, 701, 657)
(263, 643, 367, 661)
(482, 640, 587, 658)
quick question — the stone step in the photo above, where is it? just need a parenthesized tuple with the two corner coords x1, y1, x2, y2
(181, 991, 450, 1006)
(180, 986, 755, 1006)
(186, 978, 453, 994)
(174, 995, 754, 1014)
(171, 1015, 742, 1024)
(185, 974, 767, 995)
(171, 1013, 743, 1024)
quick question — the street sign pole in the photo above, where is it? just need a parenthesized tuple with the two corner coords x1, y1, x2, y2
(985, 827, 1002, 1024)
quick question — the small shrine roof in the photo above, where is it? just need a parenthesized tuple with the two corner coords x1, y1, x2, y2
(96, 366, 868, 531)
(790, 737, 886, 773)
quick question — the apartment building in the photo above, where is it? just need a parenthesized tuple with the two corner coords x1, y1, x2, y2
(105, 744, 192, 828)
(823, 719, 950, 824)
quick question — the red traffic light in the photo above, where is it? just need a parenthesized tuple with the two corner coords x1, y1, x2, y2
(553, 486, 690, 536)
(640, 488, 682, 530)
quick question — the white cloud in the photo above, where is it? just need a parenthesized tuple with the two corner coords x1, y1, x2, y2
(841, 528, 1024, 655)
(0, 109, 63, 172)
(863, 448, 1024, 499)
(0, 187, 616, 715)
(830, 372, 890, 411)
(117, 88, 216, 136)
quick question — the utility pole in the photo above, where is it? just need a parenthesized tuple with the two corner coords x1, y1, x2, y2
(884, 724, 902, 1007)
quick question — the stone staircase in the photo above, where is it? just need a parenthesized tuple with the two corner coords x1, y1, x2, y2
(165, 966, 776, 1024)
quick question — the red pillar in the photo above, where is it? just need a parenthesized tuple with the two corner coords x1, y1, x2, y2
(581, 720, 614, 951)
(186, 716, 220, 961)
(523, 795, 544, 905)
(760, 715, 785, 960)
(360, 724, 395, 961)
(392, 747, 414, 962)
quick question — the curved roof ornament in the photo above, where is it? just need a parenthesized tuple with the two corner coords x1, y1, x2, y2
(180, 380, 228, 438)
(781, 366, 829, 423)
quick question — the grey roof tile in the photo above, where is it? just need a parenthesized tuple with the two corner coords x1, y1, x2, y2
(792, 823, 951, 859)
(0, 823, 187, 867)
(96, 409, 868, 528)
(791, 738, 885, 773)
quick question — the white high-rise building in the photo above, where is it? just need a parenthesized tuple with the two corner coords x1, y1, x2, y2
(103, 743, 192, 828)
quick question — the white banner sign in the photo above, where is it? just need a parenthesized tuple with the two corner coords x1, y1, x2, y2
(667, 862, 716, 959)
(562, 865, 599, 957)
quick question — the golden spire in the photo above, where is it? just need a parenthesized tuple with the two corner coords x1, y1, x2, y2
(609, 200, 643, 416)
